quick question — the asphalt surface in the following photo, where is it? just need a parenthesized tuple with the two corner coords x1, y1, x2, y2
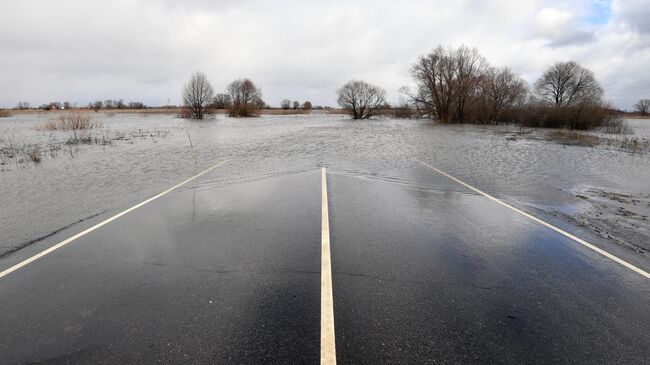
(1, 162, 650, 364)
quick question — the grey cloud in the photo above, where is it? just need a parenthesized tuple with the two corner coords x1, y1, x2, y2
(0, 0, 648, 109)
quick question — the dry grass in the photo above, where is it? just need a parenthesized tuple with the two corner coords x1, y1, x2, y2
(27, 146, 41, 162)
(259, 109, 312, 115)
(546, 129, 601, 147)
(41, 112, 101, 131)
(0, 109, 12, 118)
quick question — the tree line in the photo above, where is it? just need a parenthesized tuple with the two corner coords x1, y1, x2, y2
(183, 72, 318, 119)
(336, 45, 635, 130)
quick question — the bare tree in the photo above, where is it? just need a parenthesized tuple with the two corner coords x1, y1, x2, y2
(183, 71, 215, 119)
(634, 99, 650, 115)
(480, 67, 528, 121)
(91, 101, 103, 112)
(403, 45, 489, 123)
(292, 101, 300, 110)
(15, 101, 30, 110)
(534, 61, 603, 107)
(336, 80, 387, 119)
(213, 93, 232, 109)
(453, 46, 489, 121)
(302, 101, 312, 110)
(280, 99, 291, 110)
(227, 78, 262, 117)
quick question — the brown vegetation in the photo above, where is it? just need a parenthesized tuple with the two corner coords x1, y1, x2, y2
(227, 78, 263, 117)
(0, 109, 12, 118)
(41, 113, 102, 141)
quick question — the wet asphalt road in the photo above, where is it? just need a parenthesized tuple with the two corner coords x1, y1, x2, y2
(1, 162, 650, 364)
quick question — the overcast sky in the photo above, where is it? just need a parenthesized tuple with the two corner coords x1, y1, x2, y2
(1, 0, 648, 109)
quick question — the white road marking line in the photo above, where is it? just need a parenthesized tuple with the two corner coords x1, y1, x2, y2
(0, 160, 229, 280)
(321, 167, 337, 365)
(417, 160, 650, 280)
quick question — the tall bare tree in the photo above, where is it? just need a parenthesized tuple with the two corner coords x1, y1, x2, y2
(404, 45, 486, 123)
(280, 99, 291, 110)
(183, 71, 214, 119)
(480, 67, 528, 121)
(292, 101, 300, 110)
(453, 46, 489, 121)
(227, 78, 262, 117)
(634, 99, 650, 115)
(336, 80, 387, 119)
(534, 61, 603, 107)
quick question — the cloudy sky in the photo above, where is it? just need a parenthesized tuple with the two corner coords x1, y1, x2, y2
(0, 0, 648, 109)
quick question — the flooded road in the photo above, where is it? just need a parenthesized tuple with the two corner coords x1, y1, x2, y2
(1, 112, 649, 260)
(0, 164, 649, 363)
(1, 112, 650, 363)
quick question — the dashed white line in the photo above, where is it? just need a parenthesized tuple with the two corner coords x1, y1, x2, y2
(321, 167, 337, 364)
(417, 160, 650, 280)
(0, 159, 229, 280)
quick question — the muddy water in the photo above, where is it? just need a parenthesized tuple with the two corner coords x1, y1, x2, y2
(1, 112, 649, 258)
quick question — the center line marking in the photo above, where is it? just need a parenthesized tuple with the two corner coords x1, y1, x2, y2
(0, 159, 229, 280)
(321, 167, 337, 365)
(417, 160, 650, 280)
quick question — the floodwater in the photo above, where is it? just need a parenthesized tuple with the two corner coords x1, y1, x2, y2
(1, 112, 649, 259)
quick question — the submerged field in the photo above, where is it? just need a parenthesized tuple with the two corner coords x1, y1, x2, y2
(1, 112, 649, 260)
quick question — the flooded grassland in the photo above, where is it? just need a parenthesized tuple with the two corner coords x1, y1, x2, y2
(1, 112, 649, 261)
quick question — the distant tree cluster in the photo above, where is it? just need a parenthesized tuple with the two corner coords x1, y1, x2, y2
(280, 99, 312, 111)
(393, 44, 617, 129)
(181, 73, 265, 119)
(87, 99, 147, 112)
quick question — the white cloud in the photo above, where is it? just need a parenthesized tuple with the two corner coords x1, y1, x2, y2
(0, 0, 647, 109)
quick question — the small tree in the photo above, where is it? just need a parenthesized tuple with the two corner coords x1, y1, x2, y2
(634, 99, 650, 115)
(292, 101, 300, 110)
(337, 80, 387, 119)
(303, 101, 312, 110)
(227, 78, 262, 117)
(534, 61, 603, 107)
(280, 99, 291, 110)
(183, 71, 215, 119)
(91, 101, 103, 112)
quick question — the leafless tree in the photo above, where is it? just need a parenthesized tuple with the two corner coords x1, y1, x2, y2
(183, 71, 215, 119)
(227, 78, 262, 117)
(303, 101, 312, 110)
(634, 99, 650, 115)
(453, 46, 489, 121)
(15, 101, 30, 110)
(336, 80, 387, 119)
(213, 93, 232, 109)
(280, 99, 291, 110)
(403, 45, 487, 123)
(91, 101, 103, 112)
(292, 101, 300, 110)
(480, 67, 528, 121)
(534, 61, 603, 107)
